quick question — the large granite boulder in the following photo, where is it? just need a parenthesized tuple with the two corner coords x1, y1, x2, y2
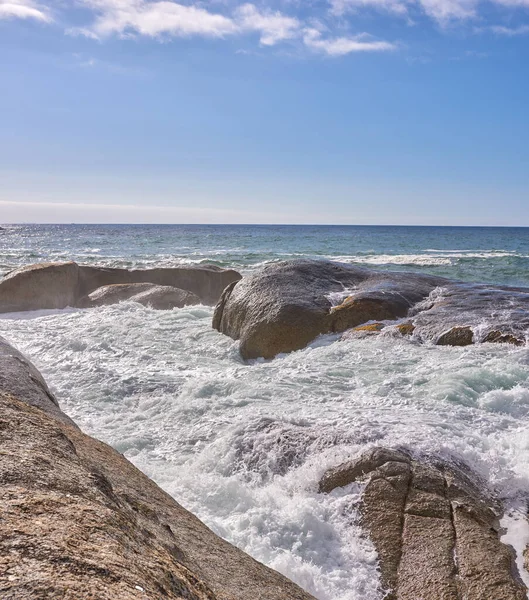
(213, 260, 529, 359)
(0, 262, 80, 313)
(213, 260, 442, 359)
(0, 336, 314, 600)
(82, 283, 200, 310)
(320, 447, 527, 600)
(0, 262, 241, 312)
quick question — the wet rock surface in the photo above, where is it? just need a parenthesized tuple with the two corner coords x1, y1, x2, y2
(0, 261, 241, 312)
(213, 260, 529, 359)
(82, 283, 200, 309)
(0, 338, 314, 600)
(0, 335, 75, 427)
(320, 447, 528, 600)
(436, 326, 474, 346)
(213, 260, 442, 359)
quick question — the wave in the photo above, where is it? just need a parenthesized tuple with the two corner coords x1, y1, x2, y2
(2, 304, 529, 599)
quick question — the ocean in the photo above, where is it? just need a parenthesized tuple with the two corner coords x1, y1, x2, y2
(1, 224, 529, 599)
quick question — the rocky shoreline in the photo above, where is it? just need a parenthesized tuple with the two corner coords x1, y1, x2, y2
(0, 261, 241, 312)
(0, 335, 314, 600)
(213, 259, 529, 359)
(2, 258, 529, 598)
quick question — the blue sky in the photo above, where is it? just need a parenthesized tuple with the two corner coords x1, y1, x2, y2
(1, 0, 528, 225)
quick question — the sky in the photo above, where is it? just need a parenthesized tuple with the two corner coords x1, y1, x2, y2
(0, 0, 528, 225)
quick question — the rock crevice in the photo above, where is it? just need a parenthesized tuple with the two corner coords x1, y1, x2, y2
(320, 447, 527, 600)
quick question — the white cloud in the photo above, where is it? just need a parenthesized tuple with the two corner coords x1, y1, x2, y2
(419, 0, 477, 23)
(330, 0, 409, 16)
(82, 0, 238, 39)
(77, 0, 396, 55)
(78, 1, 303, 46)
(488, 23, 529, 34)
(492, 0, 529, 6)
(303, 27, 396, 54)
(0, 0, 50, 21)
(235, 3, 300, 45)
(330, 0, 478, 24)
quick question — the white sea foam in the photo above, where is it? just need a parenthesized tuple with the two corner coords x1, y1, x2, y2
(327, 251, 524, 268)
(1, 304, 529, 598)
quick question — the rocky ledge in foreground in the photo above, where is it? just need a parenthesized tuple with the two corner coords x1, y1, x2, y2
(0, 335, 313, 600)
(320, 447, 528, 600)
(213, 259, 529, 359)
(0, 261, 242, 313)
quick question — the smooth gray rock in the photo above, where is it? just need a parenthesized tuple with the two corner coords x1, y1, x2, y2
(213, 260, 529, 359)
(213, 260, 444, 359)
(0, 262, 80, 313)
(82, 283, 200, 309)
(0, 262, 241, 312)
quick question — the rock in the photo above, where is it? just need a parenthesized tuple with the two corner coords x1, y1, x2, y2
(437, 326, 474, 347)
(0, 262, 80, 313)
(78, 264, 240, 307)
(396, 322, 415, 336)
(485, 330, 524, 346)
(83, 283, 200, 310)
(0, 335, 75, 426)
(0, 262, 241, 312)
(331, 298, 408, 333)
(213, 260, 529, 358)
(412, 285, 529, 346)
(319, 447, 527, 600)
(341, 323, 385, 340)
(0, 337, 314, 600)
(213, 260, 443, 359)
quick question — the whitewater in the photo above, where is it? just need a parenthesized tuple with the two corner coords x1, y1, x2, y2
(1, 224, 529, 599)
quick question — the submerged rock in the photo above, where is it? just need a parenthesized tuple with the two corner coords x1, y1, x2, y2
(0, 337, 314, 600)
(213, 260, 529, 359)
(320, 447, 527, 600)
(0, 261, 241, 312)
(437, 326, 474, 346)
(340, 322, 386, 340)
(396, 322, 415, 336)
(485, 330, 525, 346)
(82, 283, 200, 309)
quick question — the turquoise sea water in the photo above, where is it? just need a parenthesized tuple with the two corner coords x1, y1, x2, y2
(1, 224, 529, 285)
(1, 224, 529, 599)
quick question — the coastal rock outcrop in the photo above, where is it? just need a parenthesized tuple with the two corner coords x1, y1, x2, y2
(82, 283, 200, 310)
(0, 335, 75, 426)
(213, 260, 442, 359)
(0, 336, 314, 600)
(213, 259, 529, 359)
(319, 447, 527, 600)
(0, 261, 241, 312)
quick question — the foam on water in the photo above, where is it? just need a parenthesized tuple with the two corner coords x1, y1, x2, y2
(2, 224, 529, 287)
(1, 302, 529, 599)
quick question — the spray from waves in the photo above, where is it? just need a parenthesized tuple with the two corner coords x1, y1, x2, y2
(2, 303, 529, 598)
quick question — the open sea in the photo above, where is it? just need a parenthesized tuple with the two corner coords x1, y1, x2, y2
(2, 224, 529, 599)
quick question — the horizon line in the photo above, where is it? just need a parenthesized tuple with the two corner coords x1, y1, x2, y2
(2, 223, 529, 229)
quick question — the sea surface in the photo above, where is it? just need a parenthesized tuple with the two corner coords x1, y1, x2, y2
(1, 224, 529, 599)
